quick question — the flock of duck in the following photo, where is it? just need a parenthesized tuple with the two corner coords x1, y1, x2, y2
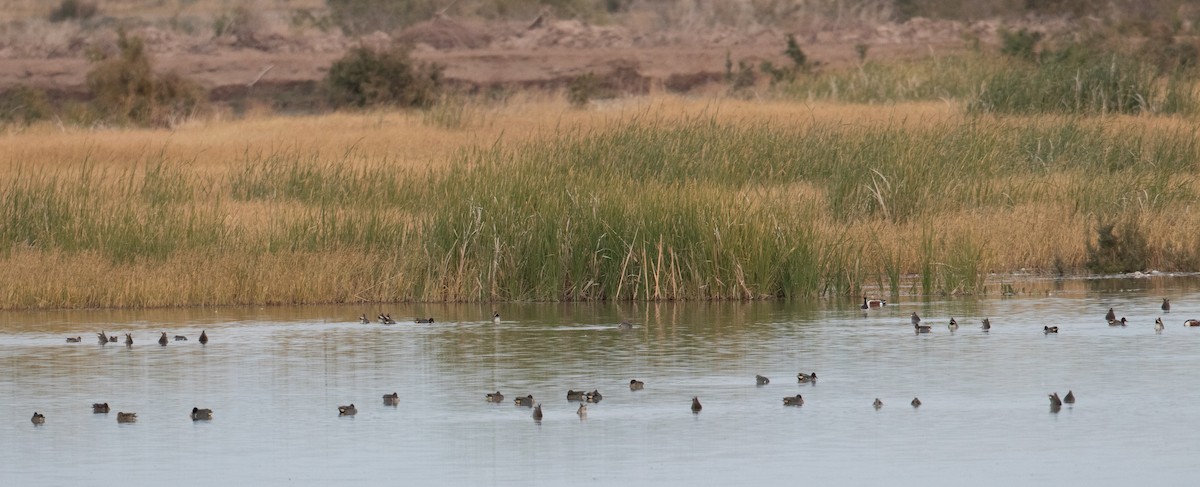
(36, 298, 1190, 426)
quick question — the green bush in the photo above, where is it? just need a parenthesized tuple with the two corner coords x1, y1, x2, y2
(0, 85, 53, 126)
(326, 45, 443, 108)
(999, 28, 1042, 62)
(1086, 218, 1149, 274)
(49, 0, 98, 22)
(86, 30, 208, 127)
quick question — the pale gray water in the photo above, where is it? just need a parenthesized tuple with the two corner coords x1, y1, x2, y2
(3, 276, 1200, 486)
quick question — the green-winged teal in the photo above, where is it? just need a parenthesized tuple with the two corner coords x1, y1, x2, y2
(31, 412, 45, 425)
(911, 397, 921, 408)
(783, 395, 803, 406)
(948, 318, 959, 332)
(1049, 393, 1063, 408)
(756, 375, 770, 385)
(97, 332, 108, 344)
(66, 336, 81, 343)
(492, 312, 501, 324)
(1163, 298, 1171, 313)
(585, 390, 603, 403)
(691, 397, 702, 413)
(1105, 308, 1116, 322)
(158, 332, 168, 346)
(617, 321, 633, 331)
(514, 395, 535, 407)
(117, 412, 137, 423)
(982, 318, 991, 331)
(873, 398, 883, 409)
(486, 391, 504, 403)
(1044, 325, 1059, 334)
(124, 333, 133, 347)
(383, 392, 399, 406)
(566, 390, 586, 401)
(93, 402, 109, 413)
(337, 404, 357, 416)
(577, 403, 587, 418)
(359, 314, 369, 324)
(414, 318, 434, 324)
(532, 404, 543, 421)
(199, 330, 208, 345)
(174, 335, 187, 341)
(1108, 317, 1127, 326)
(191, 407, 213, 421)
(911, 312, 921, 326)
(797, 372, 817, 383)
(629, 379, 644, 391)
(1156, 318, 1165, 333)
(1063, 390, 1075, 404)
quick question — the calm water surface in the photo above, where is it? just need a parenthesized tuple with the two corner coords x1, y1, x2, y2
(3, 276, 1200, 486)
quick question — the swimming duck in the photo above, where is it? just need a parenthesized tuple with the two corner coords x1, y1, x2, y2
(982, 318, 991, 331)
(414, 318, 434, 324)
(93, 403, 109, 413)
(629, 379, 645, 391)
(1185, 319, 1200, 327)
(783, 395, 804, 406)
(337, 404, 357, 416)
(174, 335, 187, 341)
(577, 404, 587, 418)
(486, 391, 505, 403)
(948, 318, 959, 332)
(1155, 318, 1165, 333)
(1105, 308, 1116, 322)
(861, 297, 887, 309)
(1108, 317, 1127, 327)
(116, 412, 137, 423)
(110, 336, 118, 342)
(514, 395, 535, 407)
(492, 312, 501, 324)
(66, 336, 81, 343)
(911, 312, 921, 326)
(97, 332, 109, 344)
(566, 390, 586, 401)
(380, 314, 396, 325)
(191, 407, 213, 421)
(797, 372, 817, 383)
(1044, 325, 1059, 334)
(124, 333, 133, 346)
(586, 390, 603, 403)
(1063, 390, 1075, 404)
(31, 412, 45, 425)
(873, 398, 883, 409)
(911, 397, 922, 408)
(532, 404, 543, 421)
(914, 323, 932, 334)
(1163, 298, 1171, 313)
(198, 330, 208, 344)
(359, 314, 369, 324)
(1049, 393, 1062, 408)
(158, 332, 168, 346)
(756, 375, 770, 385)
(691, 397, 702, 413)
(617, 321, 633, 331)
(383, 392, 399, 406)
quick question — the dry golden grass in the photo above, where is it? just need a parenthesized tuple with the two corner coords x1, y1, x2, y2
(2, 94, 1198, 309)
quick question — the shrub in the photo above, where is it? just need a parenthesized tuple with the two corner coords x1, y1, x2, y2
(326, 45, 443, 108)
(1085, 218, 1149, 274)
(0, 85, 53, 126)
(49, 0, 98, 22)
(999, 28, 1042, 62)
(86, 30, 208, 127)
(568, 73, 599, 107)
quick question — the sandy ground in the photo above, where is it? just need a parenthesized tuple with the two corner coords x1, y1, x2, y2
(0, 15, 1001, 96)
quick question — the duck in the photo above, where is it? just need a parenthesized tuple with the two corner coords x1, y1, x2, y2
(911, 312, 921, 326)
(861, 297, 887, 309)
(492, 312, 501, 324)
(514, 395, 535, 407)
(783, 395, 804, 406)
(585, 390, 603, 403)
(796, 372, 817, 383)
(198, 330, 208, 344)
(577, 404, 587, 418)
(1163, 298, 1171, 313)
(414, 318, 434, 324)
(1105, 308, 1116, 322)
(691, 397, 702, 413)
(380, 314, 396, 325)
(1185, 319, 1200, 327)
(1049, 393, 1063, 408)
(755, 375, 770, 385)
(911, 397, 922, 408)
(383, 392, 399, 406)
(93, 402, 109, 413)
(124, 333, 133, 346)
(158, 332, 168, 346)
(31, 412, 45, 425)
(532, 404, 543, 421)
(66, 336, 81, 343)
(337, 404, 357, 416)
(1044, 325, 1059, 334)
(947, 318, 959, 332)
(566, 390, 586, 401)
(1155, 317, 1165, 333)
(359, 314, 370, 324)
(617, 321, 633, 331)
(174, 335, 187, 341)
(914, 323, 932, 334)
(1108, 317, 1127, 326)
(97, 332, 109, 344)
(981, 317, 991, 331)
(116, 412, 137, 423)
(873, 398, 883, 409)
(110, 335, 118, 342)
(486, 391, 505, 403)
(629, 379, 645, 391)
(1063, 390, 1075, 404)
(191, 407, 213, 421)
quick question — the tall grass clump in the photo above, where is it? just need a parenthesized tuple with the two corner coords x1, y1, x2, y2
(86, 31, 208, 127)
(780, 53, 1000, 103)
